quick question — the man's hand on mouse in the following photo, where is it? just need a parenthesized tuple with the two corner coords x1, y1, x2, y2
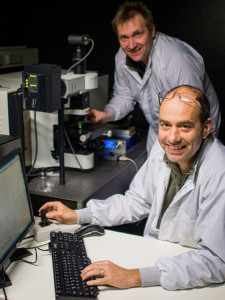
(81, 260, 141, 289)
(39, 201, 78, 224)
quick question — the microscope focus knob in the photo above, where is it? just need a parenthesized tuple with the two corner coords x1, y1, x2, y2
(80, 133, 91, 142)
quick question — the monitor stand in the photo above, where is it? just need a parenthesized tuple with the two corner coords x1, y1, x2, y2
(10, 248, 32, 263)
(0, 268, 11, 288)
(0, 248, 32, 288)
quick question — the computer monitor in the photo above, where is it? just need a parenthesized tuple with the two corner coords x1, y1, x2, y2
(0, 147, 34, 288)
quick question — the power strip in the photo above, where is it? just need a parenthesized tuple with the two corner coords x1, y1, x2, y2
(30, 217, 81, 243)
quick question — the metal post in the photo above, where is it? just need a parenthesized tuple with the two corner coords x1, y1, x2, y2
(58, 103, 65, 184)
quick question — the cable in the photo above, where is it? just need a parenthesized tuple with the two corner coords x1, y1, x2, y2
(64, 129, 84, 171)
(2, 287, 7, 300)
(36, 246, 50, 252)
(118, 155, 139, 172)
(66, 39, 94, 74)
(18, 242, 50, 265)
(25, 242, 50, 250)
(20, 247, 37, 265)
(23, 235, 35, 240)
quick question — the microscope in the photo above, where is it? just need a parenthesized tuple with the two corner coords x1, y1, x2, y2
(54, 34, 108, 170)
(22, 34, 108, 173)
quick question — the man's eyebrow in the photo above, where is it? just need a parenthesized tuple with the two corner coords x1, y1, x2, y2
(177, 120, 195, 126)
(119, 33, 128, 38)
(133, 29, 142, 34)
(119, 29, 142, 38)
(159, 119, 170, 124)
(159, 119, 195, 126)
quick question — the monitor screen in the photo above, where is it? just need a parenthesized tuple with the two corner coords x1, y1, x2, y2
(0, 148, 34, 274)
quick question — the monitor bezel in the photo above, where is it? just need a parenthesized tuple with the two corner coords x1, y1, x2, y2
(0, 147, 35, 273)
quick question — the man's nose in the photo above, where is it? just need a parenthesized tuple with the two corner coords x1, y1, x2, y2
(128, 38, 136, 49)
(168, 127, 181, 144)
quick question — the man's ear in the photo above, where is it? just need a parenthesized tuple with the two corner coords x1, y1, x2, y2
(202, 118, 212, 139)
(151, 24, 156, 38)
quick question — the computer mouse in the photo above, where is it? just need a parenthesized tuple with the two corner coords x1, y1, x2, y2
(76, 224, 105, 237)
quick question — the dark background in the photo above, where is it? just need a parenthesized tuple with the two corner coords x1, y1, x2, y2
(1, 0, 225, 143)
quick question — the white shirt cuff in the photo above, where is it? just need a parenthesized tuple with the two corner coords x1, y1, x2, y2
(139, 265, 161, 287)
(76, 207, 93, 224)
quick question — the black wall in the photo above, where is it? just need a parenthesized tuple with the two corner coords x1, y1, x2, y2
(1, 0, 225, 143)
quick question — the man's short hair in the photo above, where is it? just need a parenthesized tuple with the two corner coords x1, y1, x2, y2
(112, 1, 154, 35)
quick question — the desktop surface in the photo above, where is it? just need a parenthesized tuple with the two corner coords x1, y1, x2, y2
(1, 229, 224, 300)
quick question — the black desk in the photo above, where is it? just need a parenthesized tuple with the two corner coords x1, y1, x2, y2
(28, 135, 147, 215)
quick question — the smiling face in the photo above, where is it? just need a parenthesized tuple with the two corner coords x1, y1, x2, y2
(158, 87, 211, 173)
(117, 14, 155, 65)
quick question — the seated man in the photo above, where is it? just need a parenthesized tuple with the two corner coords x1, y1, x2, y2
(39, 85, 225, 290)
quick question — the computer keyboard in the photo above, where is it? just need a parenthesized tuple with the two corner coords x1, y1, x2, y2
(50, 231, 99, 300)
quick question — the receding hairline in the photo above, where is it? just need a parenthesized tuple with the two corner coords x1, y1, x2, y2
(164, 85, 211, 124)
(171, 85, 201, 97)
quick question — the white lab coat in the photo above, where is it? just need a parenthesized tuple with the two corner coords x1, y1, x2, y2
(105, 32, 221, 153)
(77, 135, 225, 290)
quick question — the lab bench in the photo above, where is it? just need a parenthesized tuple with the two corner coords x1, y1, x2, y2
(28, 134, 147, 215)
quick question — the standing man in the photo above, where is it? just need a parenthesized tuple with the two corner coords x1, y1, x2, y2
(88, 1, 221, 153)
(40, 85, 225, 290)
